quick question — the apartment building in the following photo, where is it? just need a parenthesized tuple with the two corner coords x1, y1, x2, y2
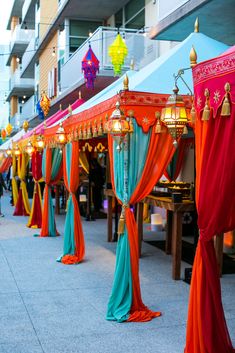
(0, 45, 10, 130)
(7, 0, 233, 130)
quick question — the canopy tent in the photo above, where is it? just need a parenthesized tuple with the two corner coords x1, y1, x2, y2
(40, 28, 229, 322)
(0, 129, 26, 151)
(185, 46, 235, 352)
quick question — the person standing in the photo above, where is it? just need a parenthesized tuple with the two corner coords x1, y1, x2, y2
(0, 173, 7, 217)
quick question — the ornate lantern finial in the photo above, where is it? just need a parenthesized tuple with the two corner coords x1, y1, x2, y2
(14, 144, 21, 157)
(79, 90, 82, 99)
(1, 129, 6, 141)
(190, 46, 197, 68)
(123, 74, 129, 90)
(108, 33, 128, 76)
(194, 17, 199, 33)
(82, 44, 100, 89)
(130, 59, 135, 70)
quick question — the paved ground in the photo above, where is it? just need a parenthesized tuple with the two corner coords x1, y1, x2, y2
(0, 194, 235, 353)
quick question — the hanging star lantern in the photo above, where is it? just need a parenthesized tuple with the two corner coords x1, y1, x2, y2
(1, 129, 6, 141)
(5, 123, 13, 136)
(108, 33, 128, 76)
(82, 44, 100, 89)
(40, 92, 50, 117)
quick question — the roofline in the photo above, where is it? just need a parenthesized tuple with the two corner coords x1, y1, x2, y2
(149, 0, 212, 40)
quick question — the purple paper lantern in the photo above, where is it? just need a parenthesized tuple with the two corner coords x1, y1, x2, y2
(82, 45, 100, 89)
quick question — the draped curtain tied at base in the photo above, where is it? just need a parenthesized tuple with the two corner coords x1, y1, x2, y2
(58, 141, 85, 264)
(107, 122, 175, 322)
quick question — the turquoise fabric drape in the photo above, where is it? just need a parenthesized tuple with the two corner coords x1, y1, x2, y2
(43, 148, 62, 237)
(106, 121, 150, 322)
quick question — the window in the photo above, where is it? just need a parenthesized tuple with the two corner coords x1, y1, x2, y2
(114, 0, 145, 30)
(69, 20, 102, 56)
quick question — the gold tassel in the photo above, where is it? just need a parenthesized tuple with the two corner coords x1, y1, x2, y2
(155, 120, 161, 133)
(202, 89, 210, 121)
(190, 103, 196, 123)
(183, 125, 188, 135)
(93, 120, 98, 137)
(118, 210, 125, 235)
(129, 118, 134, 133)
(83, 124, 87, 139)
(221, 82, 231, 117)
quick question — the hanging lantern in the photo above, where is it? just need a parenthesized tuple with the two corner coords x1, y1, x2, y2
(56, 122, 66, 146)
(106, 101, 131, 150)
(82, 44, 99, 89)
(36, 100, 45, 120)
(14, 144, 21, 157)
(23, 120, 29, 132)
(160, 85, 189, 147)
(25, 140, 35, 157)
(108, 33, 128, 76)
(5, 123, 13, 136)
(35, 135, 44, 150)
(40, 92, 50, 117)
(6, 148, 12, 156)
(1, 129, 6, 141)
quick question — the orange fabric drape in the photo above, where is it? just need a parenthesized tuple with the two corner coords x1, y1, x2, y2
(0, 157, 12, 173)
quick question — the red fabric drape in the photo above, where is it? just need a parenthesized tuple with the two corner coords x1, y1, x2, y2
(0, 157, 12, 173)
(61, 141, 85, 264)
(27, 151, 43, 228)
(109, 126, 175, 322)
(185, 104, 235, 350)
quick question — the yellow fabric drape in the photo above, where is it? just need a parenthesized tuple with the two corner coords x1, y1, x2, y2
(79, 151, 89, 174)
(18, 153, 31, 215)
(143, 203, 150, 223)
(12, 155, 18, 206)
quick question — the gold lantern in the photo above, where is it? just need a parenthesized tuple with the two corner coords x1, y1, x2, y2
(106, 101, 131, 150)
(25, 140, 35, 157)
(6, 147, 12, 156)
(23, 120, 29, 132)
(160, 85, 189, 147)
(56, 122, 67, 146)
(14, 144, 21, 157)
(36, 135, 45, 150)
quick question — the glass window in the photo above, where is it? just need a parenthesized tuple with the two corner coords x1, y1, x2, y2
(125, 0, 145, 22)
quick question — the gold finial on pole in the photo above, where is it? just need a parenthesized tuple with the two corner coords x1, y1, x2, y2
(130, 59, 135, 70)
(79, 90, 82, 99)
(194, 17, 199, 33)
(59, 104, 62, 110)
(190, 46, 197, 67)
(68, 104, 72, 115)
(123, 74, 129, 90)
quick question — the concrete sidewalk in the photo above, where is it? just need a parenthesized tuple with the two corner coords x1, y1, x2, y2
(0, 195, 235, 353)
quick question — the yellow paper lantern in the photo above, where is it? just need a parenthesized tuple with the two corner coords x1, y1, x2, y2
(108, 33, 128, 76)
(5, 123, 13, 136)
(23, 120, 29, 132)
(40, 92, 50, 117)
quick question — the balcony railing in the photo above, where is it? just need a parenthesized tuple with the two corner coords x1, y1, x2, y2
(11, 113, 22, 130)
(9, 69, 34, 96)
(10, 25, 34, 52)
(60, 26, 158, 94)
(22, 95, 36, 120)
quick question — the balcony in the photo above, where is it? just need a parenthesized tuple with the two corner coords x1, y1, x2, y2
(7, 69, 34, 101)
(22, 0, 36, 28)
(60, 27, 158, 95)
(22, 95, 36, 121)
(10, 113, 22, 131)
(6, 25, 34, 66)
(21, 36, 37, 78)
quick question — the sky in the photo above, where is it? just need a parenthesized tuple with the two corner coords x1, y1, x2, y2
(0, 0, 13, 44)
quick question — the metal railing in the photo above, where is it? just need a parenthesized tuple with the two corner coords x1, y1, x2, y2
(9, 69, 34, 92)
(22, 95, 36, 120)
(60, 26, 158, 93)
(10, 25, 34, 52)
(21, 36, 37, 77)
